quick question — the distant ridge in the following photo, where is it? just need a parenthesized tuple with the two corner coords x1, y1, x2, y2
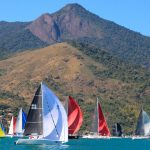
(0, 3, 150, 66)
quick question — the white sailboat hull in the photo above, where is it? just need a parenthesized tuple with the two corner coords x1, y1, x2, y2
(16, 139, 65, 145)
(132, 136, 150, 140)
(82, 135, 132, 139)
(6, 134, 23, 138)
(82, 135, 110, 139)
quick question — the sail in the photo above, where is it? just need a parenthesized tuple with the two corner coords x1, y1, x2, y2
(24, 85, 43, 136)
(15, 108, 23, 134)
(112, 123, 122, 136)
(68, 96, 83, 134)
(135, 109, 150, 136)
(64, 99, 68, 115)
(22, 111, 27, 130)
(0, 124, 5, 137)
(98, 102, 111, 136)
(91, 100, 99, 133)
(8, 116, 16, 135)
(42, 83, 68, 142)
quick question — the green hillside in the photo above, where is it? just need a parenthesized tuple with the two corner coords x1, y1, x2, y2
(0, 43, 149, 134)
(0, 21, 48, 59)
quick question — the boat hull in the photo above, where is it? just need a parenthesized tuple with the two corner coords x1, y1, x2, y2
(132, 136, 150, 140)
(69, 135, 80, 139)
(6, 134, 23, 138)
(15, 139, 64, 145)
(82, 135, 110, 139)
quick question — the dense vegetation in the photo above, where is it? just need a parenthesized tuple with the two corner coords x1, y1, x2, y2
(0, 21, 48, 59)
(69, 40, 150, 83)
(68, 41, 150, 134)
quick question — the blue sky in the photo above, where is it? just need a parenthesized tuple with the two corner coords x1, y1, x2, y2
(0, 0, 150, 36)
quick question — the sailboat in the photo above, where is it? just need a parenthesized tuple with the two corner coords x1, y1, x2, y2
(112, 123, 123, 137)
(0, 123, 5, 138)
(7, 116, 17, 137)
(132, 108, 150, 139)
(16, 82, 68, 145)
(15, 108, 27, 136)
(83, 98, 110, 139)
(67, 96, 83, 139)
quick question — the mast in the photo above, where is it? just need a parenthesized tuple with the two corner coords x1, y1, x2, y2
(91, 98, 99, 134)
(41, 82, 44, 137)
(97, 97, 99, 135)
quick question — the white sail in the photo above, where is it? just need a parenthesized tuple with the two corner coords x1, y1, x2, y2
(15, 108, 23, 134)
(16, 82, 68, 145)
(144, 122, 150, 136)
(42, 83, 68, 142)
(8, 117, 14, 135)
(135, 109, 150, 136)
(143, 111, 150, 136)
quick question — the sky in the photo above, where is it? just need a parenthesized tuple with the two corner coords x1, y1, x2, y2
(0, 0, 150, 36)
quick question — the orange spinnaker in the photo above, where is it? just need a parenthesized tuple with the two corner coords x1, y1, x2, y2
(68, 96, 83, 134)
(98, 103, 111, 136)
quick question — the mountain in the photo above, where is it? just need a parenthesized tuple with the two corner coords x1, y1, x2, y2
(0, 3, 150, 66)
(27, 3, 150, 67)
(0, 42, 149, 134)
(26, 4, 103, 44)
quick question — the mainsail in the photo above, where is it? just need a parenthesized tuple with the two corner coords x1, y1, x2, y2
(91, 98, 110, 136)
(68, 96, 83, 135)
(112, 123, 122, 136)
(135, 109, 150, 136)
(8, 116, 16, 135)
(24, 82, 68, 142)
(91, 100, 99, 133)
(15, 108, 27, 135)
(24, 85, 43, 136)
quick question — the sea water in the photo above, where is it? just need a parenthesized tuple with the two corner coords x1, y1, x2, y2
(0, 137, 150, 150)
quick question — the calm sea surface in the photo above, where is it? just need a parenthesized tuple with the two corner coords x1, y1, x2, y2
(0, 137, 150, 150)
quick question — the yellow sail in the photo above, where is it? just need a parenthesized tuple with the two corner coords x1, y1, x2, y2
(0, 126, 5, 137)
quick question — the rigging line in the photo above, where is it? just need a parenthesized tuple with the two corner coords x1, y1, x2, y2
(46, 100, 59, 137)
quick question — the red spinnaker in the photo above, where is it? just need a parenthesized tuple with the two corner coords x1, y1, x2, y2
(68, 96, 83, 134)
(13, 117, 17, 134)
(98, 103, 111, 136)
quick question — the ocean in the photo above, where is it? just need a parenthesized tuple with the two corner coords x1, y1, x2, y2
(0, 137, 150, 150)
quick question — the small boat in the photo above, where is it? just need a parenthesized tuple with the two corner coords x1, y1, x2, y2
(67, 96, 83, 139)
(83, 98, 110, 139)
(112, 123, 123, 137)
(15, 108, 27, 137)
(7, 116, 17, 137)
(0, 123, 5, 138)
(16, 82, 68, 145)
(132, 108, 150, 140)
